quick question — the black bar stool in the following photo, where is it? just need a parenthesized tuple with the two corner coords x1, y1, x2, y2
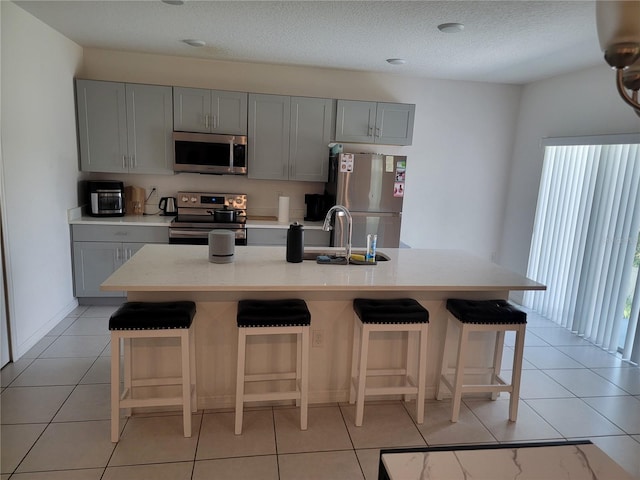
(109, 301, 197, 442)
(235, 299, 311, 435)
(435, 298, 526, 422)
(350, 298, 430, 426)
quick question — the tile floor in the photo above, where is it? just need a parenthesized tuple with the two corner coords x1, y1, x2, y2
(1, 305, 639, 479)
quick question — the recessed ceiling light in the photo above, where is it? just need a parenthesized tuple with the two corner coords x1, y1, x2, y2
(182, 39, 206, 47)
(162, 0, 185, 5)
(386, 58, 407, 65)
(437, 22, 465, 33)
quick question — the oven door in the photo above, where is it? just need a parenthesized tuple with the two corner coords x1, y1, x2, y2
(169, 227, 247, 246)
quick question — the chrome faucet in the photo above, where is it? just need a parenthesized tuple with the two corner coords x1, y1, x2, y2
(323, 205, 352, 262)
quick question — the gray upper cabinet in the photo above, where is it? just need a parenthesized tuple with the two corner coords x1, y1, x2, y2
(76, 80, 127, 173)
(335, 100, 415, 145)
(173, 87, 248, 135)
(76, 79, 173, 174)
(289, 97, 333, 182)
(248, 94, 290, 180)
(248, 93, 333, 182)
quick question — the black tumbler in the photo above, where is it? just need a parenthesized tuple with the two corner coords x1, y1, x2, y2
(286, 222, 304, 263)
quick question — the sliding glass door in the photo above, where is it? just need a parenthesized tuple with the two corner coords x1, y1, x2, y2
(524, 134, 640, 363)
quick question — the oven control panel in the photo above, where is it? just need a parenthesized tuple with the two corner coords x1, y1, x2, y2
(177, 192, 247, 210)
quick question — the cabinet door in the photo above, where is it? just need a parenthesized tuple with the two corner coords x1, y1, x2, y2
(248, 94, 291, 180)
(126, 84, 174, 175)
(76, 79, 128, 173)
(334, 100, 376, 143)
(289, 97, 333, 182)
(73, 241, 124, 297)
(173, 87, 211, 133)
(212, 90, 248, 135)
(375, 102, 415, 146)
(247, 228, 330, 246)
(247, 228, 288, 246)
(122, 243, 145, 261)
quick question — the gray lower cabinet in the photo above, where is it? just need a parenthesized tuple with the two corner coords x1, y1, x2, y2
(248, 94, 334, 182)
(76, 79, 173, 174)
(335, 100, 415, 145)
(173, 87, 248, 135)
(71, 225, 168, 298)
(247, 228, 330, 246)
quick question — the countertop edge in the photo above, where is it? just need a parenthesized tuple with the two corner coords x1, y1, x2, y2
(69, 215, 325, 229)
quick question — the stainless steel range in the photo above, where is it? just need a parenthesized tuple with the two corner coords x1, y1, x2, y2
(169, 192, 247, 245)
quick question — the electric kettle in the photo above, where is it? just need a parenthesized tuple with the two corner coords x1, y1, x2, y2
(159, 196, 177, 215)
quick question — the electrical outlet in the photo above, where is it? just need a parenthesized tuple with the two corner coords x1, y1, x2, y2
(312, 329, 324, 348)
(147, 185, 159, 202)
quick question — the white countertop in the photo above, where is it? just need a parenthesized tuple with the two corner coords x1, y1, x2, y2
(69, 214, 175, 227)
(101, 244, 545, 293)
(380, 442, 633, 480)
(69, 214, 324, 229)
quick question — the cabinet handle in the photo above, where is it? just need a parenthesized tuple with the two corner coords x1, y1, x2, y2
(122, 155, 127, 169)
(115, 247, 121, 262)
(204, 115, 208, 129)
(376, 127, 381, 137)
(368, 126, 373, 136)
(213, 115, 217, 129)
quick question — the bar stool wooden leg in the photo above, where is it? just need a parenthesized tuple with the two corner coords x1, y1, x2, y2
(123, 337, 133, 418)
(300, 327, 310, 430)
(355, 321, 370, 427)
(451, 323, 469, 423)
(404, 331, 416, 404)
(349, 317, 361, 404)
(295, 331, 302, 408)
(235, 328, 247, 435)
(416, 324, 429, 424)
(110, 333, 121, 443)
(435, 317, 453, 401)
(190, 326, 197, 413)
(180, 330, 192, 437)
(491, 331, 506, 400)
(509, 325, 526, 421)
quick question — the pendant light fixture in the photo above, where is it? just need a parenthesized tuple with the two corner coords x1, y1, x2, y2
(596, 0, 640, 116)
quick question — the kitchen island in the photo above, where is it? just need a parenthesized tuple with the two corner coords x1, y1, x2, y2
(101, 244, 544, 409)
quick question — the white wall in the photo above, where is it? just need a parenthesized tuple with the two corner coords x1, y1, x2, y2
(80, 49, 522, 257)
(1, 2, 83, 358)
(499, 64, 640, 289)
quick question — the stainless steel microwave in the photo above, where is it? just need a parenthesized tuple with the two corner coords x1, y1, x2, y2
(173, 132, 247, 175)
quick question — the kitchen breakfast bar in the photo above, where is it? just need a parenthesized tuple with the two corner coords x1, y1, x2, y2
(101, 245, 545, 410)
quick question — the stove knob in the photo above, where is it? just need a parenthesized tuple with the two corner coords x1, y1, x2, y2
(190, 196, 197, 203)
(181, 195, 189, 203)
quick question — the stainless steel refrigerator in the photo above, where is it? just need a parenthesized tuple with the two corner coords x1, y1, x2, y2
(325, 153, 406, 248)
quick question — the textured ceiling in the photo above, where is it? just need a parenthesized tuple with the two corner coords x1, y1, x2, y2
(14, 0, 603, 84)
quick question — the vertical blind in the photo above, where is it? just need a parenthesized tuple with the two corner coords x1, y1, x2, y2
(524, 135, 640, 362)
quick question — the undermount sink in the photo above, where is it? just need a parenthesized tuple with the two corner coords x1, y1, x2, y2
(302, 250, 390, 262)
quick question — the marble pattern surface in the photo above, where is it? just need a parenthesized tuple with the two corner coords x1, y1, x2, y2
(101, 244, 544, 293)
(381, 443, 634, 479)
